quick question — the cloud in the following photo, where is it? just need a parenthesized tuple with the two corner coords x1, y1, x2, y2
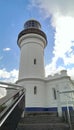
(3, 48, 11, 51)
(31, 0, 74, 18)
(0, 68, 18, 98)
(30, 0, 74, 79)
(67, 68, 74, 80)
(45, 59, 65, 77)
(0, 68, 18, 83)
(53, 16, 74, 65)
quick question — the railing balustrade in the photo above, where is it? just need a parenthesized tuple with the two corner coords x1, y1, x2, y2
(56, 90, 74, 130)
(0, 82, 25, 129)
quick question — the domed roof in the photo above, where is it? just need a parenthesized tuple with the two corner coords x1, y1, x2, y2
(24, 19, 41, 29)
(17, 19, 47, 47)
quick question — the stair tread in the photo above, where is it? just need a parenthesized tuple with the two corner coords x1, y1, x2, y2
(19, 122, 68, 125)
(17, 123, 69, 130)
(17, 112, 69, 130)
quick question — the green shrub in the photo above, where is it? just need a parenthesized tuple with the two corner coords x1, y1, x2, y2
(0, 105, 6, 113)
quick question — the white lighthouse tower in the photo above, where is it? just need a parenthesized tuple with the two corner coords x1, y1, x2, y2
(16, 19, 74, 112)
(17, 19, 47, 111)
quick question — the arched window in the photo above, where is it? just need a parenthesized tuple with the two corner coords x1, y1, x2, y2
(34, 86, 37, 95)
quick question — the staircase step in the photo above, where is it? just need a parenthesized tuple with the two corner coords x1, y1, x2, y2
(17, 112, 69, 130)
(24, 111, 58, 116)
(17, 123, 69, 130)
(20, 117, 63, 123)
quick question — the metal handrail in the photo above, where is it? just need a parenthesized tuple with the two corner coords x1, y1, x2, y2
(0, 81, 22, 88)
(0, 88, 24, 105)
(0, 87, 25, 127)
(0, 85, 19, 90)
(57, 90, 74, 130)
(0, 93, 25, 127)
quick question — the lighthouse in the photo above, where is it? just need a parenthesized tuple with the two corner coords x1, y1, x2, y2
(18, 20, 47, 79)
(17, 19, 47, 111)
(16, 19, 74, 112)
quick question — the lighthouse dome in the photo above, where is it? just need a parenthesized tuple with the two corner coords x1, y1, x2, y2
(24, 19, 41, 29)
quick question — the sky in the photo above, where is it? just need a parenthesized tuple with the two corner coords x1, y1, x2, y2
(0, 0, 74, 87)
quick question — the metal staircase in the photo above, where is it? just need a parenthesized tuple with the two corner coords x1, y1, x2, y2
(0, 82, 25, 130)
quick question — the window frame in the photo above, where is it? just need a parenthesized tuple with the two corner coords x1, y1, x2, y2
(52, 88, 56, 100)
(34, 58, 36, 65)
(34, 86, 37, 95)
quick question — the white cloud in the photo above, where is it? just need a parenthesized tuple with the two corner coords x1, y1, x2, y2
(53, 16, 74, 65)
(30, 0, 74, 79)
(3, 48, 11, 51)
(0, 68, 18, 98)
(67, 68, 74, 80)
(45, 61, 65, 77)
(0, 68, 18, 83)
(31, 0, 74, 18)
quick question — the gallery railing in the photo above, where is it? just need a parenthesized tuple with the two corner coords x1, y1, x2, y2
(57, 90, 74, 130)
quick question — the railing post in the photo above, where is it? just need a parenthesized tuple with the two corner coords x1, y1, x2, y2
(21, 111, 24, 118)
(56, 90, 62, 117)
(66, 96, 72, 130)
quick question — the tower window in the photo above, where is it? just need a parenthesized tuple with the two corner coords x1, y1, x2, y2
(34, 86, 37, 95)
(52, 88, 56, 100)
(34, 59, 36, 64)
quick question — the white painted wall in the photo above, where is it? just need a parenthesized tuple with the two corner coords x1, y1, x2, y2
(17, 79, 46, 108)
(17, 68, 74, 109)
(45, 70, 74, 108)
(18, 34, 46, 80)
(17, 20, 74, 110)
(17, 31, 47, 109)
